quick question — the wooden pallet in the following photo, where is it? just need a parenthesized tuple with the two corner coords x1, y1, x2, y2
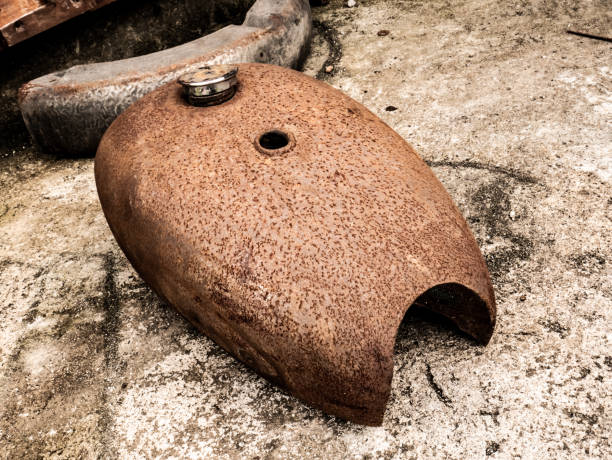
(0, 0, 117, 49)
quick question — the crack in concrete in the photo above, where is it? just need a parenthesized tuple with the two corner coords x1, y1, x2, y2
(427, 159, 538, 184)
(425, 363, 452, 407)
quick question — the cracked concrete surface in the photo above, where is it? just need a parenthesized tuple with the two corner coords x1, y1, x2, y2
(1, 0, 611, 458)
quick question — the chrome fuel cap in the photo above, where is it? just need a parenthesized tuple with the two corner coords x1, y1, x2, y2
(178, 64, 238, 106)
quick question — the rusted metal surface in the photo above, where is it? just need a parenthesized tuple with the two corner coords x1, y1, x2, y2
(95, 63, 496, 426)
(0, 0, 118, 50)
(18, 0, 311, 156)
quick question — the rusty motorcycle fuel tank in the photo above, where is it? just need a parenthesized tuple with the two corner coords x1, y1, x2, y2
(95, 63, 496, 426)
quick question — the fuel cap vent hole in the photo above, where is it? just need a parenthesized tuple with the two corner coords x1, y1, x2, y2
(255, 129, 295, 156)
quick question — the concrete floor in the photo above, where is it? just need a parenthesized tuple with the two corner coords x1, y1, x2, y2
(1, 0, 610, 458)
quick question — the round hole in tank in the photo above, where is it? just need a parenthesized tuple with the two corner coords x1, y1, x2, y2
(254, 129, 295, 156)
(259, 130, 289, 150)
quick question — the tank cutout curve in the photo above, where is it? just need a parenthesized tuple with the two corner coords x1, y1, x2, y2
(406, 282, 496, 345)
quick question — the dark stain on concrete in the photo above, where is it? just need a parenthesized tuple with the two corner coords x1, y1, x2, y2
(479, 408, 500, 425)
(313, 19, 343, 80)
(468, 177, 534, 279)
(22, 300, 41, 324)
(575, 367, 591, 380)
(0, 203, 9, 220)
(486, 234, 533, 280)
(471, 178, 521, 232)
(485, 441, 500, 456)
(98, 251, 122, 459)
(539, 319, 570, 339)
(563, 408, 599, 433)
(101, 252, 121, 369)
(569, 251, 606, 275)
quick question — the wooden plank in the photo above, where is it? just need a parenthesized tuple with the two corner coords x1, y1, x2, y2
(0, 0, 118, 49)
